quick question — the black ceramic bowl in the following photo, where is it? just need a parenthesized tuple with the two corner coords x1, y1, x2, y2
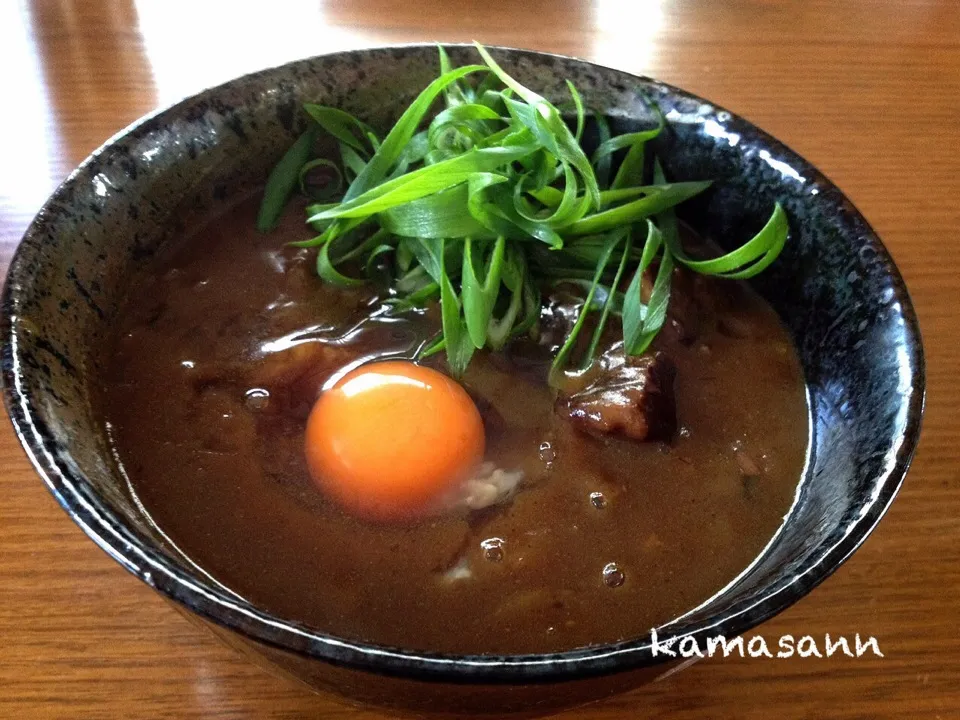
(1, 45, 923, 716)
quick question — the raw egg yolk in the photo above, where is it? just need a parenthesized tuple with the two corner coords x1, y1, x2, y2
(305, 361, 485, 520)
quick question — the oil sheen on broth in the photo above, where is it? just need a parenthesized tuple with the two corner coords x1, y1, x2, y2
(100, 194, 809, 655)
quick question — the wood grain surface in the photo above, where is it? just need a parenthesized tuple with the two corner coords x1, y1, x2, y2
(1, 1, 958, 718)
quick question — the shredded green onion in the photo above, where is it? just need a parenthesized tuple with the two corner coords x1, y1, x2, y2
(258, 43, 790, 382)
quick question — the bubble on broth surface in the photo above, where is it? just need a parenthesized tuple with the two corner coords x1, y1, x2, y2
(244, 388, 271, 411)
(589, 491, 607, 509)
(538, 441, 556, 466)
(480, 537, 505, 563)
(602, 562, 625, 587)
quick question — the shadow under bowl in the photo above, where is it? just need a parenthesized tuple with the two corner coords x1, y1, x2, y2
(0, 45, 924, 716)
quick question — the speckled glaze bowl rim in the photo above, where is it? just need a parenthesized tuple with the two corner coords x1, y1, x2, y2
(1, 44, 925, 684)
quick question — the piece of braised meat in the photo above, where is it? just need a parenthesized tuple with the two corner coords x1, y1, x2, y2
(557, 345, 677, 442)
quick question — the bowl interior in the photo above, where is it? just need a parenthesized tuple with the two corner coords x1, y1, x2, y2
(1, 45, 923, 680)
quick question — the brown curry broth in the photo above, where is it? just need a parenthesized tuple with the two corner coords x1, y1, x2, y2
(101, 195, 808, 654)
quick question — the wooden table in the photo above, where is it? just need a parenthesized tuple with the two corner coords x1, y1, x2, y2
(1, 1, 958, 717)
